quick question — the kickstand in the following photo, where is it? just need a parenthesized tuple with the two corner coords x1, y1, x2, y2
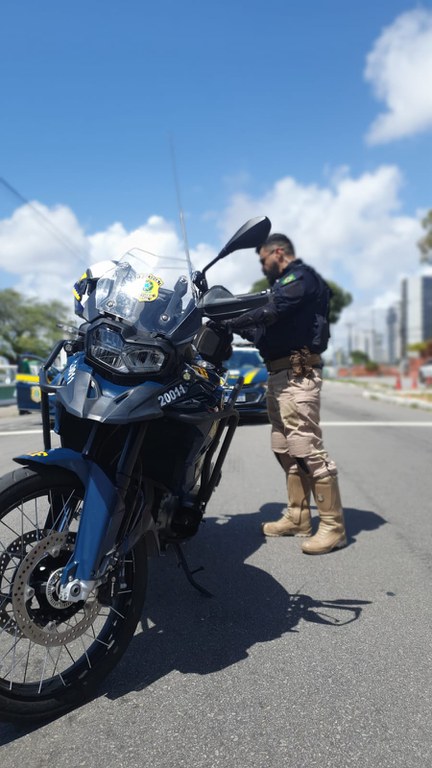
(172, 543, 213, 598)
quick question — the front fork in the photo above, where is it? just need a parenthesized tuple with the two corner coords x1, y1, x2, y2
(61, 422, 150, 602)
(15, 422, 150, 603)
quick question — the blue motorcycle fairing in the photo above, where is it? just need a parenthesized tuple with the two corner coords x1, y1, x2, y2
(14, 448, 124, 585)
(56, 363, 166, 423)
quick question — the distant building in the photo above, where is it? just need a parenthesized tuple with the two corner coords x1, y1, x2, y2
(400, 275, 432, 355)
(352, 328, 384, 362)
(386, 306, 399, 364)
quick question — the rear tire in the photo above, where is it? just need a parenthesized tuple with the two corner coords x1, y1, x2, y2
(0, 466, 147, 723)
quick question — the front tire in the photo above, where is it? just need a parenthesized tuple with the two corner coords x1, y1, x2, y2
(0, 467, 147, 723)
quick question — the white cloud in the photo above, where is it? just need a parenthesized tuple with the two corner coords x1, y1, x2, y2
(0, 202, 89, 301)
(0, 205, 190, 305)
(216, 165, 422, 301)
(0, 166, 423, 331)
(365, 9, 432, 144)
(88, 215, 186, 266)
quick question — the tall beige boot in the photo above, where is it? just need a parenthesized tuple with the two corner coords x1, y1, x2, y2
(301, 474, 347, 554)
(262, 472, 312, 537)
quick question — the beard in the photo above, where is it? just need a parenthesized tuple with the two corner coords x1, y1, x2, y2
(264, 263, 281, 286)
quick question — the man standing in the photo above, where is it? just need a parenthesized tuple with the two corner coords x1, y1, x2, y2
(227, 233, 346, 555)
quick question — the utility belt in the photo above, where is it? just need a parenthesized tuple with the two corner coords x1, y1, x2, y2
(265, 347, 323, 376)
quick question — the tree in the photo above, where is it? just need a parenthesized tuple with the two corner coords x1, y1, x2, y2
(326, 280, 353, 325)
(250, 277, 269, 294)
(0, 289, 72, 363)
(408, 339, 432, 358)
(350, 349, 369, 365)
(418, 209, 432, 264)
(250, 277, 352, 325)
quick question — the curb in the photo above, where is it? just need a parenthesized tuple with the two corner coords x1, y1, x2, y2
(325, 379, 432, 411)
(0, 405, 18, 418)
(362, 390, 432, 410)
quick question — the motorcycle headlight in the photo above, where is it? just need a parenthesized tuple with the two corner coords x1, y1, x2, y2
(87, 325, 167, 374)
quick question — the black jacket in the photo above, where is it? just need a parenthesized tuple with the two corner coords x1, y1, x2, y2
(230, 259, 331, 361)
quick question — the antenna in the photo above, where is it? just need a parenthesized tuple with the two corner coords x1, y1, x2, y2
(169, 136, 193, 279)
(0, 176, 83, 259)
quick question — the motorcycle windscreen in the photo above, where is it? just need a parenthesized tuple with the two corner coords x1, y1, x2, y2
(94, 249, 195, 336)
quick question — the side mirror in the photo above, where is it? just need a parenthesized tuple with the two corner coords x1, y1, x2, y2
(202, 216, 271, 275)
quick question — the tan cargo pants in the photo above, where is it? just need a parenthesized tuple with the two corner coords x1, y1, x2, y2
(266, 368, 337, 479)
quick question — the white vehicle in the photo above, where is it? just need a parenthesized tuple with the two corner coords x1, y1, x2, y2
(418, 359, 432, 384)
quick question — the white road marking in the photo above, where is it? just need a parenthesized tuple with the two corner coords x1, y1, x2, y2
(321, 422, 432, 427)
(0, 429, 46, 436)
(0, 423, 432, 438)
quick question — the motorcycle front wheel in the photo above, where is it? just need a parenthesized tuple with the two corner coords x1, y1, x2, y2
(0, 466, 148, 723)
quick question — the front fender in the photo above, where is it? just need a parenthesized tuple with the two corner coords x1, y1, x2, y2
(14, 448, 124, 583)
(15, 447, 97, 485)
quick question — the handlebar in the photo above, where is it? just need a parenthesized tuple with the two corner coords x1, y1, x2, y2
(197, 287, 270, 320)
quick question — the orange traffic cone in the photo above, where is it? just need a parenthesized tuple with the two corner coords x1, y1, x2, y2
(395, 373, 402, 390)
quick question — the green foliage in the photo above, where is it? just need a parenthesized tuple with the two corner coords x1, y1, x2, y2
(326, 280, 353, 325)
(351, 349, 369, 365)
(418, 210, 432, 264)
(407, 338, 432, 357)
(250, 276, 353, 325)
(0, 289, 71, 363)
(250, 277, 269, 293)
(365, 360, 380, 373)
(407, 341, 427, 353)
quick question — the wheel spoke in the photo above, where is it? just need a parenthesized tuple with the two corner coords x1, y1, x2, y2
(79, 636, 92, 669)
(37, 649, 49, 694)
(2, 632, 29, 682)
(0, 517, 22, 540)
(0, 616, 15, 641)
(20, 504, 41, 538)
(46, 489, 80, 533)
(22, 638, 32, 684)
(109, 605, 126, 619)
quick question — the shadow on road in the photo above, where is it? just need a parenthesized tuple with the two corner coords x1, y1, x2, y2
(0, 503, 376, 741)
(343, 504, 387, 544)
(102, 505, 371, 700)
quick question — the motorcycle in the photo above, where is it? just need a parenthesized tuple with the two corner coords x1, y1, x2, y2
(0, 215, 271, 722)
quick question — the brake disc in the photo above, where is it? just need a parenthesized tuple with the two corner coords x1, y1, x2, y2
(11, 531, 101, 647)
(0, 529, 43, 637)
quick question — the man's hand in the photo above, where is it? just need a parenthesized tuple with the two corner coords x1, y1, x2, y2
(206, 319, 233, 338)
(227, 303, 278, 331)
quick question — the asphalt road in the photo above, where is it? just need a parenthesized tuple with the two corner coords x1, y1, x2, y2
(0, 383, 431, 767)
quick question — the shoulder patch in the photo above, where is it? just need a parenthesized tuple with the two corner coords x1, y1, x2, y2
(280, 274, 296, 286)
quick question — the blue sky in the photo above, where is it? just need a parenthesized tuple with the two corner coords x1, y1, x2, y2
(1, 1, 432, 350)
